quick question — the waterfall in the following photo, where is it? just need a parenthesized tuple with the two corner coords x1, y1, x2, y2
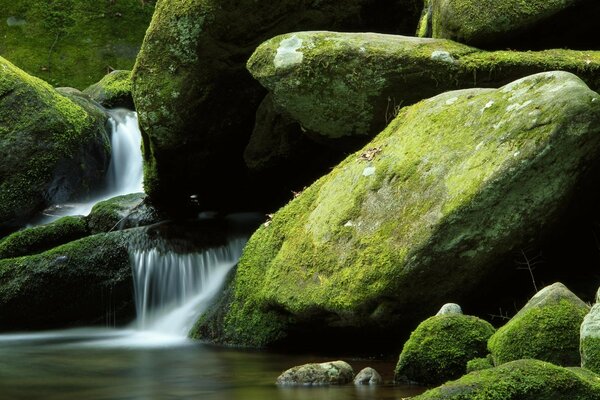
(130, 237, 247, 337)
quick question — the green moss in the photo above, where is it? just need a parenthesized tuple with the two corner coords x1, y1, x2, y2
(582, 337, 600, 374)
(413, 359, 600, 400)
(395, 314, 496, 385)
(0, 231, 134, 329)
(488, 299, 589, 366)
(467, 356, 494, 373)
(0, 216, 89, 259)
(86, 193, 158, 234)
(0, 0, 155, 89)
(83, 70, 133, 109)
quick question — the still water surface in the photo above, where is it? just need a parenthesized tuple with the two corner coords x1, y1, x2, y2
(0, 329, 425, 400)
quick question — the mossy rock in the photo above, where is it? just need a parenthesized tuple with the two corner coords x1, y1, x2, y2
(83, 70, 133, 109)
(131, 0, 422, 214)
(87, 193, 160, 234)
(0, 0, 155, 89)
(394, 314, 495, 385)
(0, 56, 111, 229)
(488, 283, 590, 366)
(0, 231, 135, 330)
(417, 0, 599, 50)
(248, 31, 600, 143)
(467, 357, 494, 373)
(192, 72, 600, 348)
(0, 216, 89, 259)
(413, 359, 600, 400)
(581, 301, 600, 374)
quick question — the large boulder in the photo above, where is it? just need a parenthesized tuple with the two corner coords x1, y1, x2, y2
(0, 0, 155, 88)
(394, 314, 495, 385)
(0, 56, 111, 230)
(131, 0, 422, 214)
(192, 72, 600, 348)
(248, 32, 600, 144)
(417, 0, 600, 50)
(0, 231, 134, 330)
(488, 283, 589, 366)
(412, 359, 600, 400)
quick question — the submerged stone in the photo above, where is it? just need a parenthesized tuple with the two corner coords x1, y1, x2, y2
(353, 367, 382, 385)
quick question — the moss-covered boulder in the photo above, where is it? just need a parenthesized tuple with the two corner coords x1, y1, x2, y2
(192, 71, 600, 348)
(0, 56, 111, 230)
(83, 70, 133, 109)
(0, 0, 155, 89)
(86, 193, 160, 234)
(276, 360, 354, 386)
(0, 216, 89, 259)
(488, 283, 589, 366)
(417, 0, 599, 50)
(466, 357, 494, 373)
(131, 0, 422, 214)
(395, 314, 495, 385)
(413, 359, 600, 400)
(0, 231, 134, 330)
(248, 32, 600, 143)
(580, 288, 600, 374)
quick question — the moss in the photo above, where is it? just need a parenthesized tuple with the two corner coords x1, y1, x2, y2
(0, 231, 134, 329)
(467, 357, 494, 373)
(83, 70, 133, 109)
(582, 337, 600, 374)
(0, 56, 111, 228)
(194, 72, 600, 347)
(413, 359, 600, 400)
(394, 314, 495, 385)
(0, 216, 89, 259)
(86, 193, 158, 234)
(488, 292, 589, 366)
(0, 0, 155, 89)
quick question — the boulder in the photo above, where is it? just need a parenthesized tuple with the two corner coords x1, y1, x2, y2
(466, 357, 494, 373)
(395, 314, 495, 385)
(131, 0, 422, 214)
(248, 31, 600, 144)
(0, 231, 134, 330)
(412, 359, 600, 400)
(0, 216, 89, 259)
(417, 0, 600, 50)
(276, 360, 354, 386)
(87, 193, 160, 234)
(436, 303, 462, 316)
(488, 283, 589, 366)
(580, 289, 600, 373)
(0, 0, 154, 88)
(0, 56, 111, 230)
(353, 367, 382, 385)
(193, 71, 600, 348)
(83, 70, 133, 109)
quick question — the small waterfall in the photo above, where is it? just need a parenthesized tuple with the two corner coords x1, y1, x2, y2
(130, 237, 247, 337)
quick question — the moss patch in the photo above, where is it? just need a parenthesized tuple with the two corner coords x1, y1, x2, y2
(83, 70, 133, 109)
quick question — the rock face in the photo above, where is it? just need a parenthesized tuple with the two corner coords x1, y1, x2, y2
(412, 359, 600, 400)
(193, 71, 600, 348)
(580, 289, 600, 373)
(417, 0, 599, 50)
(276, 361, 354, 386)
(488, 283, 589, 366)
(353, 367, 382, 385)
(395, 314, 495, 385)
(0, 0, 154, 89)
(0, 231, 134, 330)
(0, 56, 111, 230)
(131, 0, 421, 214)
(83, 70, 133, 109)
(248, 31, 600, 144)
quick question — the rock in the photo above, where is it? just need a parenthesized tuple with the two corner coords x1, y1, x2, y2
(87, 193, 160, 234)
(0, 216, 89, 259)
(488, 283, 589, 366)
(436, 303, 462, 316)
(466, 357, 494, 373)
(248, 31, 600, 144)
(276, 361, 354, 386)
(0, 0, 154, 88)
(581, 303, 600, 373)
(353, 367, 382, 385)
(192, 72, 600, 348)
(395, 314, 495, 385)
(0, 231, 134, 330)
(0, 56, 111, 229)
(417, 0, 600, 50)
(412, 359, 600, 400)
(131, 0, 423, 214)
(83, 70, 133, 109)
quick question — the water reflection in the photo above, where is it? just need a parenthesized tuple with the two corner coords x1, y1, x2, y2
(0, 330, 425, 400)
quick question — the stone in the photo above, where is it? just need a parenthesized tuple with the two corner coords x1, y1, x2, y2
(86, 193, 160, 234)
(276, 360, 354, 386)
(581, 303, 600, 373)
(436, 303, 462, 316)
(353, 367, 383, 385)
(83, 70, 133, 109)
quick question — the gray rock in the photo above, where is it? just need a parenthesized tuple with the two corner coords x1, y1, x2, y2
(353, 367, 382, 385)
(276, 360, 354, 386)
(436, 303, 463, 316)
(580, 303, 600, 373)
